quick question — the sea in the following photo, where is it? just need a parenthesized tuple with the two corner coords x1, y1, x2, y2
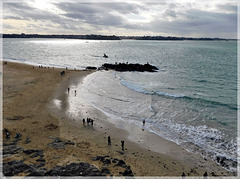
(3, 38, 238, 172)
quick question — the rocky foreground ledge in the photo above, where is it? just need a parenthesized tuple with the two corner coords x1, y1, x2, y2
(2, 130, 134, 177)
(102, 63, 159, 72)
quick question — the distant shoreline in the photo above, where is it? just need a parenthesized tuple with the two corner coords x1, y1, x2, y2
(2, 33, 237, 41)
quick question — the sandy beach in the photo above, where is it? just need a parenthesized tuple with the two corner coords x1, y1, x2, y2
(2, 62, 234, 177)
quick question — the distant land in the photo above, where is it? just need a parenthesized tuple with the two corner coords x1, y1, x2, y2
(2, 33, 236, 41)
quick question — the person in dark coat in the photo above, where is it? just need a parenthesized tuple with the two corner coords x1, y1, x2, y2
(108, 136, 111, 145)
(121, 140, 125, 151)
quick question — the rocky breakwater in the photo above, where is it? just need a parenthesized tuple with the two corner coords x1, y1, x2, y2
(102, 63, 159, 72)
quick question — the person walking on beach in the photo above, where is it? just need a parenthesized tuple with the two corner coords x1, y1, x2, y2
(121, 140, 125, 151)
(203, 172, 208, 179)
(74, 90, 77, 96)
(108, 136, 111, 145)
(83, 118, 86, 126)
(67, 87, 70, 93)
(143, 119, 145, 125)
(181, 172, 185, 179)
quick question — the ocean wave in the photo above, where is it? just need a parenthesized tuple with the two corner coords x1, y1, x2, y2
(120, 81, 154, 95)
(4, 57, 27, 63)
(120, 80, 184, 97)
(142, 120, 237, 172)
(116, 112, 237, 172)
(120, 80, 237, 110)
(154, 91, 185, 98)
(183, 96, 237, 111)
(80, 71, 237, 172)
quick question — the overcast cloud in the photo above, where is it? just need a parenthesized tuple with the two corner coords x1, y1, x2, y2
(2, 0, 238, 38)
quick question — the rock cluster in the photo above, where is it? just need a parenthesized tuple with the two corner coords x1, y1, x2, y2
(45, 162, 105, 176)
(102, 63, 159, 72)
(2, 133, 105, 176)
(47, 137, 75, 149)
(2, 129, 133, 177)
(92, 155, 134, 176)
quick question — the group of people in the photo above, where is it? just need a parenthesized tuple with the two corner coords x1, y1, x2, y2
(67, 87, 77, 96)
(82, 118, 94, 126)
(82, 118, 126, 151)
(108, 136, 125, 151)
(80, 117, 147, 152)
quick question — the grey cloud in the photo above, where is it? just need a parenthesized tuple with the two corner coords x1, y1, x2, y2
(146, 9, 237, 38)
(4, 3, 57, 21)
(216, 4, 237, 13)
(3, 24, 16, 30)
(56, 3, 145, 15)
(56, 3, 136, 28)
(3, 15, 23, 20)
(164, 9, 177, 18)
(3, 3, 33, 11)
(64, 12, 125, 27)
(2, 1, 237, 38)
(56, 3, 104, 14)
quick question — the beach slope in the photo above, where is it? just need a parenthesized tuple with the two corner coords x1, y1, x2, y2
(2, 62, 233, 177)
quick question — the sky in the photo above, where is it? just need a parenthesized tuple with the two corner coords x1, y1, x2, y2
(2, 0, 238, 38)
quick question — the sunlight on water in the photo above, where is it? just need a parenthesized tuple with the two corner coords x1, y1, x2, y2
(27, 39, 99, 45)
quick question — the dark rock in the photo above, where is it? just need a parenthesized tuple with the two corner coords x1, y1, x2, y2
(112, 158, 119, 163)
(13, 137, 22, 143)
(92, 156, 112, 165)
(103, 159, 111, 165)
(36, 158, 46, 162)
(25, 137, 31, 144)
(114, 159, 127, 168)
(27, 168, 46, 176)
(45, 123, 58, 131)
(15, 133, 21, 138)
(91, 156, 105, 161)
(122, 166, 134, 176)
(7, 116, 25, 121)
(117, 150, 124, 155)
(3, 160, 31, 176)
(35, 162, 45, 168)
(86, 66, 97, 70)
(44, 162, 105, 176)
(220, 157, 226, 166)
(102, 63, 158, 72)
(3, 145, 22, 155)
(65, 140, 75, 145)
(23, 149, 44, 159)
(48, 137, 75, 149)
(211, 172, 217, 176)
(23, 149, 37, 155)
(3, 128, 10, 139)
(232, 161, 237, 168)
(101, 167, 111, 174)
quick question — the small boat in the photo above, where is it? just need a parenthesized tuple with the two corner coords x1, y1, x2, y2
(103, 53, 108, 58)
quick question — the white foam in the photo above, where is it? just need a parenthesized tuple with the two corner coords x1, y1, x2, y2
(75, 70, 237, 172)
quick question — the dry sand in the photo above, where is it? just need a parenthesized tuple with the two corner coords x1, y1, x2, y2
(2, 62, 234, 177)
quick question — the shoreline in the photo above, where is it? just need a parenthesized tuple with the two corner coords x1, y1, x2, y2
(2, 62, 234, 177)
(57, 69, 235, 174)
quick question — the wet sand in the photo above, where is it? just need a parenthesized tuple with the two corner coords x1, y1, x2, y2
(2, 62, 234, 177)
